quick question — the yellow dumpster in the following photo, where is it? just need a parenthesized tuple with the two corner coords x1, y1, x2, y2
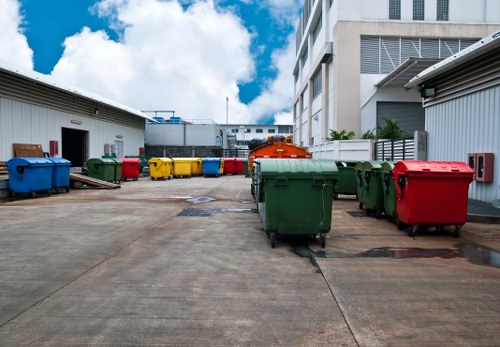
(220, 157, 225, 175)
(172, 158, 193, 178)
(148, 158, 172, 180)
(190, 158, 203, 176)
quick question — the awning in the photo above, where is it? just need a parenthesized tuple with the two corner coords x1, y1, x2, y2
(376, 58, 441, 88)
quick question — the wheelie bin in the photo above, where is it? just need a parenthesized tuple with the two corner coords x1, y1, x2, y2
(148, 157, 172, 180)
(234, 158, 244, 175)
(219, 158, 224, 175)
(392, 160, 474, 237)
(242, 158, 250, 177)
(109, 158, 122, 183)
(381, 161, 397, 222)
(355, 161, 366, 209)
(333, 160, 359, 199)
(120, 158, 140, 181)
(6, 158, 54, 197)
(202, 158, 221, 177)
(190, 158, 203, 176)
(223, 158, 237, 175)
(256, 159, 338, 248)
(172, 158, 192, 178)
(86, 158, 115, 182)
(48, 157, 71, 192)
(359, 161, 385, 217)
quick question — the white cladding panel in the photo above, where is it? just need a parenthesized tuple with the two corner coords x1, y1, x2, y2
(426, 85, 500, 203)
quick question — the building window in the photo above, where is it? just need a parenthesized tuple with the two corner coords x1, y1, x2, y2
(389, 0, 401, 20)
(268, 129, 276, 133)
(312, 69, 322, 99)
(413, 0, 424, 20)
(437, 0, 449, 21)
(245, 128, 251, 133)
(301, 48, 308, 68)
(256, 129, 263, 133)
(312, 15, 322, 44)
(231, 128, 239, 133)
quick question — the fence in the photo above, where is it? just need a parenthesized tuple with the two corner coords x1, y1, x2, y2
(374, 139, 414, 161)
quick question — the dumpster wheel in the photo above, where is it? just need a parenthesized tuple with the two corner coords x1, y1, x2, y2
(319, 233, 326, 248)
(396, 218, 405, 231)
(452, 226, 460, 238)
(270, 233, 277, 248)
(407, 226, 417, 237)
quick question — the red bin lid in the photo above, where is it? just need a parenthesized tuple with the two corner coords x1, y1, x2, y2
(393, 160, 474, 176)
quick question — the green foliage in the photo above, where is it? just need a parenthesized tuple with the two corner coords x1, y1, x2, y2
(329, 129, 356, 141)
(376, 118, 406, 140)
(361, 129, 376, 139)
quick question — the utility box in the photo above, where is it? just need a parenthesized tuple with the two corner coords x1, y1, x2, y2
(467, 153, 494, 183)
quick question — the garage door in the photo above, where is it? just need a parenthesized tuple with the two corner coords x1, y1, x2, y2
(376, 102, 425, 135)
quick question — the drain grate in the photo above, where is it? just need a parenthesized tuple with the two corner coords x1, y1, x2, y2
(346, 210, 366, 218)
(177, 208, 218, 217)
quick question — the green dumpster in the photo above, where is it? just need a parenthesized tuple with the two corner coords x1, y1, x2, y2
(242, 158, 250, 177)
(355, 161, 366, 209)
(86, 158, 115, 182)
(381, 161, 397, 222)
(256, 159, 338, 248)
(360, 160, 385, 217)
(110, 158, 122, 183)
(334, 160, 359, 199)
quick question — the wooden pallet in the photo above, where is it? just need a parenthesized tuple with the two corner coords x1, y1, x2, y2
(0, 161, 7, 175)
(70, 173, 121, 189)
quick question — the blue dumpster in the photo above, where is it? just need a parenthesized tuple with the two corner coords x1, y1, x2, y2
(202, 158, 221, 177)
(6, 158, 54, 197)
(48, 158, 71, 192)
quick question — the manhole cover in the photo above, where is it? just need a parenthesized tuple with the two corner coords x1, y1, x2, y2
(177, 208, 217, 217)
(346, 210, 366, 217)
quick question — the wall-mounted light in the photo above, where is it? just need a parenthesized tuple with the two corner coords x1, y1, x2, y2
(116, 135, 123, 139)
(94, 106, 99, 115)
(420, 86, 436, 98)
(71, 119, 82, 125)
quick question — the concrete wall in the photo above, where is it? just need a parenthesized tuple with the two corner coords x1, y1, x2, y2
(308, 139, 374, 160)
(0, 96, 144, 161)
(145, 124, 221, 146)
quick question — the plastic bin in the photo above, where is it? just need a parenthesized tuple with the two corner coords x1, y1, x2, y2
(242, 158, 249, 177)
(48, 158, 71, 192)
(255, 159, 338, 248)
(202, 158, 221, 177)
(6, 158, 54, 197)
(358, 161, 384, 217)
(190, 158, 203, 176)
(234, 158, 245, 175)
(223, 158, 237, 174)
(333, 160, 359, 199)
(392, 160, 474, 237)
(125, 156, 148, 173)
(148, 158, 172, 180)
(381, 161, 397, 221)
(220, 158, 224, 175)
(172, 158, 192, 178)
(86, 158, 115, 182)
(109, 158, 122, 183)
(355, 162, 366, 209)
(120, 158, 140, 181)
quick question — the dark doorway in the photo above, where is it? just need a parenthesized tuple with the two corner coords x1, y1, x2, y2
(62, 127, 88, 167)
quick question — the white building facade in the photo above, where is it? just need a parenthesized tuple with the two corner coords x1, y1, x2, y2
(293, 0, 500, 147)
(227, 124, 294, 148)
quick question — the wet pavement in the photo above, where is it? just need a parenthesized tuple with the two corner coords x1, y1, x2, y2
(0, 176, 499, 346)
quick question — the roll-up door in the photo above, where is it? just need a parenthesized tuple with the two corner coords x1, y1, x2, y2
(376, 102, 424, 134)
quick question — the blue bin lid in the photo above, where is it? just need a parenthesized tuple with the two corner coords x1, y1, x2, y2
(6, 157, 54, 167)
(48, 158, 71, 165)
(202, 158, 221, 163)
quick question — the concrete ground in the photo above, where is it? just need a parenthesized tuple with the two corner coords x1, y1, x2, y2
(0, 175, 499, 346)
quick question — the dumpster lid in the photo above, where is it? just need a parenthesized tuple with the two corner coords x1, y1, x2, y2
(258, 159, 338, 178)
(202, 158, 221, 162)
(7, 157, 53, 166)
(120, 158, 140, 163)
(381, 161, 396, 172)
(148, 157, 172, 163)
(363, 160, 383, 170)
(393, 160, 474, 175)
(87, 158, 116, 164)
(172, 158, 196, 162)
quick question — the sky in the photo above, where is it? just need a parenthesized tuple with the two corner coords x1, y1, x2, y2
(0, 0, 302, 125)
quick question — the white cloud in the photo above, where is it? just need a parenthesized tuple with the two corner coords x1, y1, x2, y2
(0, 0, 33, 69)
(273, 111, 293, 124)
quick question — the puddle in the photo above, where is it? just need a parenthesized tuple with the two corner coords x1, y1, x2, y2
(186, 197, 216, 204)
(293, 244, 500, 269)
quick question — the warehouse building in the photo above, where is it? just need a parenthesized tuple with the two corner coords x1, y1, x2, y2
(0, 60, 153, 166)
(406, 31, 500, 206)
(293, 0, 500, 146)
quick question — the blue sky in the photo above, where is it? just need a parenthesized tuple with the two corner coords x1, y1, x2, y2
(2, 0, 301, 124)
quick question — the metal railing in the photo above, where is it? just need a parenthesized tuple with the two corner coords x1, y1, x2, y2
(375, 139, 414, 161)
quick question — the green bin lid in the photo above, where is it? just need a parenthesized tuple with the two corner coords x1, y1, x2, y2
(381, 161, 396, 172)
(362, 160, 383, 171)
(87, 158, 116, 165)
(258, 159, 338, 179)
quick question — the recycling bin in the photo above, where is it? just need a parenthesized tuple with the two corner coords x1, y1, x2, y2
(125, 156, 148, 173)
(109, 158, 122, 183)
(220, 158, 225, 175)
(242, 158, 250, 177)
(256, 159, 338, 248)
(148, 157, 172, 180)
(190, 158, 203, 176)
(381, 161, 397, 222)
(223, 158, 237, 174)
(172, 158, 192, 178)
(358, 161, 384, 217)
(86, 158, 115, 182)
(202, 158, 221, 177)
(392, 160, 474, 237)
(6, 158, 54, 197)
(333, 160, 359, 199)
(120, 158, 140, 181)
(234, 158, 245, 175)
(355, 161, 366, 209)
(48, 158, 71, 192)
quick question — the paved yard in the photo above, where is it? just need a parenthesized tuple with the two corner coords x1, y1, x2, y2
(0, 175, 499, 346)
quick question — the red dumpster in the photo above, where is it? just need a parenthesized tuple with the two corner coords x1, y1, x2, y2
(120, 158, 140, 181)
(223, 158, 237, 175)
(234, 158, 244, 175)
(392, 161, 474, 237)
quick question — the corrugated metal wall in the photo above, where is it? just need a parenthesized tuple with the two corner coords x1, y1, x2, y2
(0, 96, 145, 161)
(426, 85, 500, 202)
